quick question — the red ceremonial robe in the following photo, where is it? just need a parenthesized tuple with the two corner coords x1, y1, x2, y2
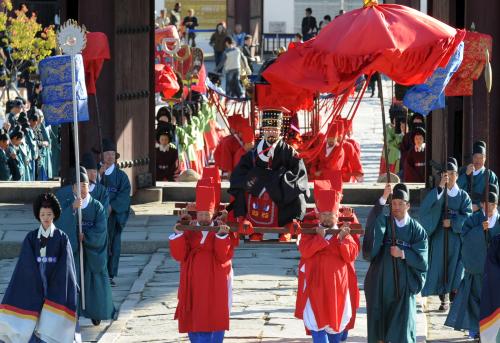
(170, 227, 238, 333)
(213, 135, 242, 173)
(232, 147, 246, 170)
(343, 211, 361, 331)
(295, 232, 358, 333)
(341, 141, 363, 182)
(311, 144, 345, 180)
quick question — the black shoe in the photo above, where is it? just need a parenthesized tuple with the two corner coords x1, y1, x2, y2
(438, 302, 449, 312)
(109, 278, 116, 286)
(450, 290, 457, 303)
(91, 319, 101, 326)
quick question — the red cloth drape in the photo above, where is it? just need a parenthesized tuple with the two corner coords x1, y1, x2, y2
(82, 32, 111, 95)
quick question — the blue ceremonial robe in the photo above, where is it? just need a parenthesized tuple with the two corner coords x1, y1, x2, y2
(0, 148, 12, 181)
(24, 127, 38, 181)
(7, 145, 24, 181)
(419, 187, 472, 296)
(363, 201, 428, 343)
(457, 168, 498, 207)
(38, 123, 53, 180)
(90, 182, 110, 218)
(479, 234, 500, 343)
(49, 125, 60, 177)
(0, 227, 78, 343)
(55, 191, 115, 320)
(101, 165, 131, 278)
(445, 211, 500, 333)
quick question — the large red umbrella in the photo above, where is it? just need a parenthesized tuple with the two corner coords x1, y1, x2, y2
(263, 1, 465, 95)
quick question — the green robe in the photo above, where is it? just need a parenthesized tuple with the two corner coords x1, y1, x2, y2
(101, 165, 131, 278)
(457, 168, 498, 207)
(419, 187, 472, 296)
(18, 142, 31, 182)
(363, 201, 428, 343)
(0, 148, 11, 180)
(381, 124, 403, 171)
(55, 191, 115, 320)
(39, 122, 53, 180)
(445, 210, 500, 332)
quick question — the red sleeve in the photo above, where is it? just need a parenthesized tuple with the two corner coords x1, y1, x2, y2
(338, 234, 359, 264)
(170, 233, 189, 262)
(299, 233, 329, 259)
(213, 234, 235, 263)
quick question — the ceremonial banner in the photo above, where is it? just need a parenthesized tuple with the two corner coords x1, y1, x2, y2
(39, 54, 90, 125)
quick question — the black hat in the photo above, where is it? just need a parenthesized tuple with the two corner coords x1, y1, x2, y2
(389, 103, 408, 121)
(261, 107, 288, 128)
(9, 126, 24, 140)
(28, 109, 39, 122)
(485, 192, 499, 204)
(33, 192, 62, 221)
(101, 138, 120, 159)
(81, 152, 97, 170)
(0, 129, 8, 141)
(15, 97, 26, 105)
(473, 141, 486, 155)
(446, 157, 458, 172)
(68, 167, 89, 185)
(12, 99, 23, 108)
(156, 106, 172, 122)
(392, 183, 410, 202)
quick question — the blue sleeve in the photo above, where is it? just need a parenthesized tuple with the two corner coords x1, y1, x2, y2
(451, 192, 472, 234)
(418, 188, 444, 236)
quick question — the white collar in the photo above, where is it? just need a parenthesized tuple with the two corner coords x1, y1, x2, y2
(325, 145, 335, 157)
(105, 164, 115, 175)
(89, 183, 96, 193)
(256, 139, 279, 163)
(38, 223, 55, 239)
(473, 166, 485, 176)
(483, 209, 499, 228)
(158, 144, 170, 152)
(447, 183, 459, 197)
(81, 193, 91, 209)
(394, 213, 410, 228)
(196, 221, 214, 244)
(415, 143, 425, 152)
(320, 224, 338, 240)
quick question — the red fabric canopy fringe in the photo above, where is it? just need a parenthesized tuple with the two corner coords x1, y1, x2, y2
(82, 32, 111, 95)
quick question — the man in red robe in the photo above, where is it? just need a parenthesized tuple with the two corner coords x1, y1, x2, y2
(310, 122, 345, 180)
(232, 124, 255, 169)
(213, 115, 246, 178)
(170, 183, 238, 342)
(295, 181, 359, 342)
(340, 119, 364, 183)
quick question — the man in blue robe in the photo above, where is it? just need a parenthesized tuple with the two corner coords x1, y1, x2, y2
(419, 157, 472, 311)
(363, 183, 428, 343)
(457, 141, 498, 212)
(0, 130, 11, 180)
(445, 190, 500, 339)
(99, 138, 131, 285)
(55, 168, 115, 326)
(81, 152, 110, 217)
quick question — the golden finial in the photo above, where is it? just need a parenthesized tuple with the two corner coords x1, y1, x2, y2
(364, 0, 379, 7)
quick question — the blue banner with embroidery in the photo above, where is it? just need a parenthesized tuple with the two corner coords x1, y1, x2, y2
(403, 42, 464, 116)
(39, 54, 89, 125)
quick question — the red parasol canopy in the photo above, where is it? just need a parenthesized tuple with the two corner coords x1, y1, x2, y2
(82, 32, 111, 95)
(263, 2, 465, 96)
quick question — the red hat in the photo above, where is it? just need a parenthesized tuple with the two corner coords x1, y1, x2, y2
(313, 180, 332, 201)
(195, 185, 216, 212)
(202, 166, 221, 184)
(197, 177, 221, 208)
(315, 189, 341, 213)
(336, 120, 345, 135)
(321, 170, 343, 193)
(240, 125, 255, 144)
(327, 122, 339, 138)
(227, 115, 246, 132)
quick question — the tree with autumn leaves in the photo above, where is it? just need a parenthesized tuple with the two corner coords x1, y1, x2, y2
(0, 0, 56, 99)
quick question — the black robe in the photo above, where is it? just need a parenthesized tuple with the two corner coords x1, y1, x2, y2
(228, 139, 309, 226)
